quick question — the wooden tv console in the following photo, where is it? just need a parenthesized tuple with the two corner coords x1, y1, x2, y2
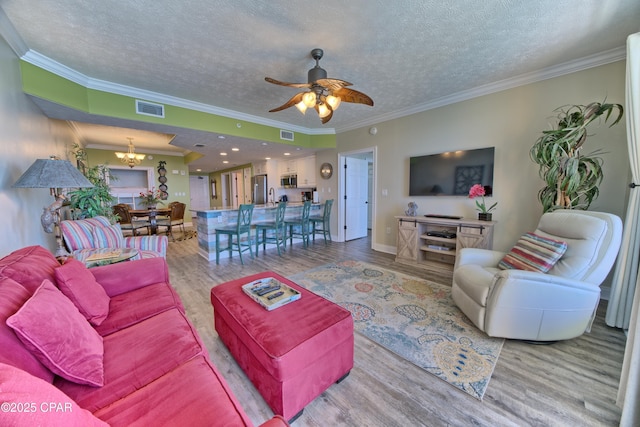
(395, 215, 495, 269)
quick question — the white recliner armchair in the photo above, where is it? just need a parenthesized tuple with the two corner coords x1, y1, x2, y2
(452, 210, 623, 341)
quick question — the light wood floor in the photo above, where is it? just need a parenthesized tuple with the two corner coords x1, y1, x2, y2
(165, 228, 625, 427)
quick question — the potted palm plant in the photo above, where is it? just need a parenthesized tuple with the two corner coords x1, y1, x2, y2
(530, 101, 623, 212)
(68, 145, 117, 220)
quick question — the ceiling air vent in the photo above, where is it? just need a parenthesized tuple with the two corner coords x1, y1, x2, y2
(280, 130, 294, 141)
(135, 100, 165, 118)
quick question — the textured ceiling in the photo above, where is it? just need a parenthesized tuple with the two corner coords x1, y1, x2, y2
(1, 0, 639, 172)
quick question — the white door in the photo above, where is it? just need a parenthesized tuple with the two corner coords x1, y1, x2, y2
(345, 157, 369, 240)
(189, 176, 209, 211)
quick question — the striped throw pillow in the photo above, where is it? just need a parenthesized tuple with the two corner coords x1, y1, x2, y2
(91, 224, 124, 249)
(498, 232, 568, 273)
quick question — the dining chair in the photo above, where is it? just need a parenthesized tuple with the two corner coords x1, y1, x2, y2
(285, 200, 311, 248)
(255, 202, 287, 256)
(310, 199, 333, 244)
(157, 202, 186, 238)
(113, 204, 150, 236)
(215, 204, 254, 264)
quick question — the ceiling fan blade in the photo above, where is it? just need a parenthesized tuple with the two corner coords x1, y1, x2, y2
(315, 78, 353, 90)
(268, 92, 305, 112)
(333, 87, 374, 106)
(265, 77, 311, 89)
(316, 79, 353, 90)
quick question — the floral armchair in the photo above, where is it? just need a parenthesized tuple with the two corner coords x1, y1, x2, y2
(60, 216, 167, 262)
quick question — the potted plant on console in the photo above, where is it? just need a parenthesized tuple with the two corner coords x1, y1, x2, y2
(469, 184, 497, 221)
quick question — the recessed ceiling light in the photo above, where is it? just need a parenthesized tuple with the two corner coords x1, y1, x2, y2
(223, 160, 229, 164)
(265, 157, 271, 160)
(232, 148, 239, 151)
(284, 152, 291, 156)
(196, 168, 202, 172)
(220, 152, 227, 156)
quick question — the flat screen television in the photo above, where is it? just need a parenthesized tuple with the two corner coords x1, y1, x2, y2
(409, 147, 495, 196)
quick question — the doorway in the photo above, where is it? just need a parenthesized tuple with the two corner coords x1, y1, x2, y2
(338, 147, 376, 244)
(189, 175, 209, 213)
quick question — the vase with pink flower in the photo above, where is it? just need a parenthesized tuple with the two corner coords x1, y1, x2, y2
(468, 184, 497, 221)
(139, 188, 164, 210)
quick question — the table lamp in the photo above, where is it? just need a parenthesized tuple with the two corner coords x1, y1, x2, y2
(13, 157, 94, 258)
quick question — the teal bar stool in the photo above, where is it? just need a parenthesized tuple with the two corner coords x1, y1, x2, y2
(310, 199, 333, 243)
(285, 200, 311, 248)
(255, 202, 287, 256)
(215, 204, 254, 264)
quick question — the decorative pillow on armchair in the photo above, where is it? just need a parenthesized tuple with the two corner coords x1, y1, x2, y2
(498, 232, 568, 273)
(92, 224, 125, 248)
(6, 280, 105, 387)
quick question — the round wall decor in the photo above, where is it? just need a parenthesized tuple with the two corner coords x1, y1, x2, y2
(320, 162, 333, 179)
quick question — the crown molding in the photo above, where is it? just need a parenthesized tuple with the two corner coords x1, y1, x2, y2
(335, 45, 626, 133)
(19, 44, 626, 136)
(20, 50, 336, 137)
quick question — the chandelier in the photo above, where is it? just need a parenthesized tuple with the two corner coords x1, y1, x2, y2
(115, 137, 145, 168)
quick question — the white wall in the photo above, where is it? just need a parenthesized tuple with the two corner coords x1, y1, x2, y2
(0, 35, 78, 256)
(334, 60, 629, 255)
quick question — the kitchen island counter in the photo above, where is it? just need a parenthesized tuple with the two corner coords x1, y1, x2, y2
(193, 203, 323, 261)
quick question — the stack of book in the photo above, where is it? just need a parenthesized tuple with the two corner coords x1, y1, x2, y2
(241, 277, 301, 311)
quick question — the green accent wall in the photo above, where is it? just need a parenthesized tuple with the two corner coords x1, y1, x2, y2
(20, 61, 336, 149)
(85, 148, 193, 217)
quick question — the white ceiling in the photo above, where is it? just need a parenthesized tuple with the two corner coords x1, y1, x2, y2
(1, 0, 639, 172)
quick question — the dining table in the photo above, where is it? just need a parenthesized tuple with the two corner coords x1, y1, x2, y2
(129, 208, 171, 235)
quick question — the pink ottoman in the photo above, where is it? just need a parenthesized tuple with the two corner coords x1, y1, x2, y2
(211, 272, 354, 422)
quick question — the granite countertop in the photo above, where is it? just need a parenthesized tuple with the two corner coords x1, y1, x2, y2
(191, 202, 321, 213)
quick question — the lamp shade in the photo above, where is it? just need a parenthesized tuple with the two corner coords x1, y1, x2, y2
(13, 159, 94, 189)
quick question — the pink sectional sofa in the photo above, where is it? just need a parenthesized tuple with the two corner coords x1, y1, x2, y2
(0, 245, 288, 427)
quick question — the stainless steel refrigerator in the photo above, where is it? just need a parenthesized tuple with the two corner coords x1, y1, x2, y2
(252, 174, 268, 204)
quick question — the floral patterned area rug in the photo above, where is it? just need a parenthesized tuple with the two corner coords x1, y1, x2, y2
(290, 260, 504, 400)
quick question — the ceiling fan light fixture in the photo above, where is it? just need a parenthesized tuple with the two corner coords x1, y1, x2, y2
(295, 101, 308, 114)
(317, 103, 331, 118)
(265, 48, 373, 124)
(302, 92, 316, 108)
(326, 94, 341, 111)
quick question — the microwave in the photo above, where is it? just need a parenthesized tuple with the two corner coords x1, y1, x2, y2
(280, 174, 297, 188)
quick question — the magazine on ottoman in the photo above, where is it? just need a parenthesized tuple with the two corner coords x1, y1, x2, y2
(241, 277, 301, 311)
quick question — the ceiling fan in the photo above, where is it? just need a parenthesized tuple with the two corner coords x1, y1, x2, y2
(265, 48, 373, 124)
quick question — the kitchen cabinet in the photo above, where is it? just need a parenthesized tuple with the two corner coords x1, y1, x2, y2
(395, 216, 495, 269)
(297, 155, 316, 187)
(253, 161, 267, 175)
(279, 159, 297, 175)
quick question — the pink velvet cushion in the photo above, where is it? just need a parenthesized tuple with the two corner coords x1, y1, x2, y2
(92, 356, 254, 427)
(0, 363, 108, 427)
(55, 259, 110, 326)
(0, 245, 60, 293)
(92, 224, 124, 248)
(7, 280, 105, 387)
(0, 277, 54, 383)
(56, 309, 204, 411)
